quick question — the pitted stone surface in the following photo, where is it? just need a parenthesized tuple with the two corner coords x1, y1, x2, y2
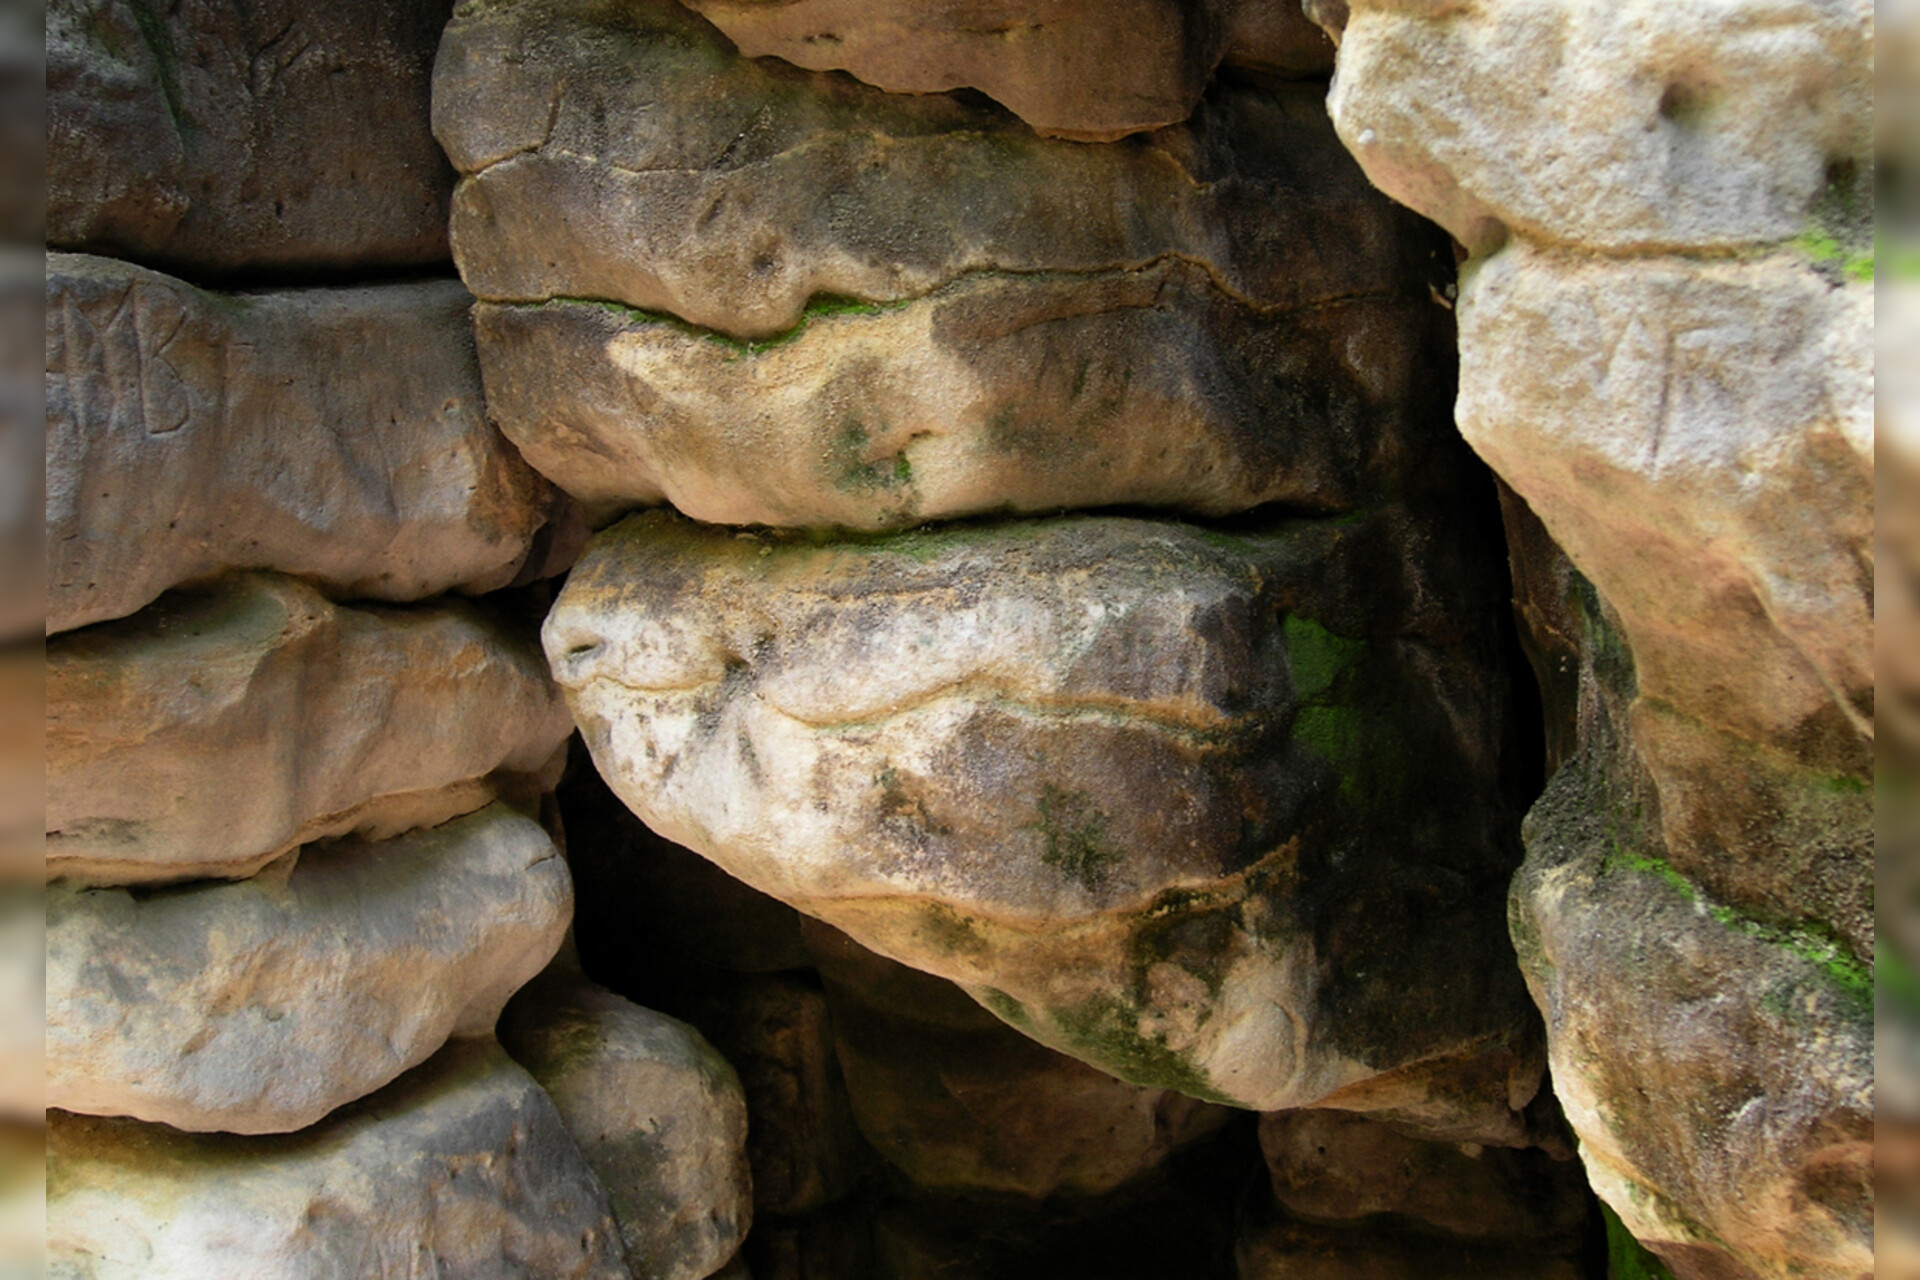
(433, 0, 1437, 339)
(47, 0, 457, 275)
(47, 573, 574, 886)
(48, 805, 571, 1134)
(681, 0, 1331, 141)
(500, 966, 753, 1280)
(547, 510, 1539, 1123)
(47, 1038, 631, 1279)
(46, 254, 556, 635)
(1323, 0, 1873, 255)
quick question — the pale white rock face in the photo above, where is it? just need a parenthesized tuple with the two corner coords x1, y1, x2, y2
(47, 804, 573, 1135)
(45, 253, 556, 636)
(1325, 0, 1873, 255)
(46, 1037, 632, 1280)
(500, 966, 753, 1280)
(680, 0, 1331, 141)
(46, 573, 575, 886)
(546, 511, 1542, 1128)
(1460, 243, 1871, 754)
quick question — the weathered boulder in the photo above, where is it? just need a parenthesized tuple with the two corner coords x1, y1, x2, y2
(48, 804, 572, 1134)
(1459, 245, 1873, 954)
(433, 0, 1437, 340)
(1257, 1110, 1592, 1248)
(1512, 746, 1872, 1280)
(680, 0, 1332, 141)
(805, 918, 1232, 1199)
(46, 0, 456, 276)
(47, 1037, 631, 1279)
(547, 509, 1540, 1128)
(473, 279, 1450, 530)
(1323, 0, 1873, 255)
(46, 253, 557, 635)
(436, 0, 1450, 526)
(47, 573, 574, 886)
(500, 962, 753, 1280)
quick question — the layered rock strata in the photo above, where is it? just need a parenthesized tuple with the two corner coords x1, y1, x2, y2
(47, 805, 571, 1135)
(46, 572, 573, 885)
(1319, 2, 1875, 1275)
(434, 0, 1451, 528)
(47, 0, 457, 276)
(546, 510, 1538, 1129)
(47, 1038, 631, 1279)
(46, 253, 557, 635)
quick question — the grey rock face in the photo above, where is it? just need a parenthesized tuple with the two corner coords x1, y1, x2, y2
(47, 1038, 632, 1279)
(46, 254, 557, 635)
(546, 510, 1539, 1128)
(500, 966, 754, 1280)
(47, 0, 457, 276)
(47, 573, 575, 885)
(1323, 0, 1873, 256)
(48, 804, 573, 1135)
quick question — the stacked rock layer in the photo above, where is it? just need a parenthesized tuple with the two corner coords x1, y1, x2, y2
(42, 0, 1871, 1277)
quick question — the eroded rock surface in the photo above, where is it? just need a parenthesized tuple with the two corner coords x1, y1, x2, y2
(46, 254, 557, 635)
(47, 1038, 631, 1279)
(805, 919, 1232, 1199)
(47, 0, 457, 275)
(436, 0, 1451, 526)
(681, 0, 1332, 141)
(547, 510, 1539, 1126)
(475, 278, 1450, 530)
(500, 962, 753, 1280)
(47, 573, 574, 885)
(1324, 0, 1873, 256)
(1512, 745, 1872, 1280)
(48, 805, 572, 1134)
(434, 0, 1437, 340)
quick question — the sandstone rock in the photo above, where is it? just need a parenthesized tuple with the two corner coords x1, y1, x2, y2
(500, 962, 753, 1280)
(680, 0, 1331, 142)
(434, 0, 1438, 340)
(0, 889, 40, 1120)
(46, 254, 557, 635)
(47, 0, 455, 275)
(1458, 244, 1872, 952)
(48, 804, 571, 1134)
(473, 278, 1453, 529)
(1324, 0, 1873, 255)
(1257, 1110, 1592, 1248)
(47, 573, 574, 886)
(547, 510, 1539, 1126)
(47, 1037, 631, 1279)
(804, 918, 1232, 1199)
(1512, 747, 1872, 1280)
(0, 249, 39, 644)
